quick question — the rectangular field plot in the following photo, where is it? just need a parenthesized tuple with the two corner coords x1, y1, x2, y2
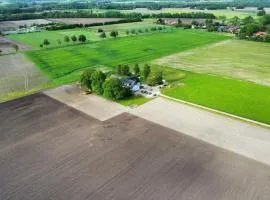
(26, 30, 229, 83)
(154, 40, 270, 86)
(0, 54, 50, 101)
(161, 69, 270, 125)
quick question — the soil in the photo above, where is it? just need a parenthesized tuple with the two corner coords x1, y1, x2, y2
(0, 93, 270, 200)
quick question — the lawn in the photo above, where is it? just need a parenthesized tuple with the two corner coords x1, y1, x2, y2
(7, 20, 169, 49)
(26, 29, 229, 84)
(161, 68, 270, 125)
(153, 39, 270, 86)
(118, 96, 151, 106)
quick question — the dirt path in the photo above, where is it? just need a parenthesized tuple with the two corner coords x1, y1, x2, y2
(44, 85, 128, 121)
(130, 97, 270, 166)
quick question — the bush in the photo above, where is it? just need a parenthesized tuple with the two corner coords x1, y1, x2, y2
(91, 71, 106, 95)
(126, 30, 130, 35)
(131, 29, 136, 34)
(103, 78, 131, 101)
(97, 28, 103, 33)
(110, 30, 119, 38)
(265, 34, 270, 42)
(151, 27, 157, 31)
(100, 32, 106, 38)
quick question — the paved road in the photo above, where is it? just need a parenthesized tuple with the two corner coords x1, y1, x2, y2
(130, 97, 270, 166)
(0, 93, 270, 200)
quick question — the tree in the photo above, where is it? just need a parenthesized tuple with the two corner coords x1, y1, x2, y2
(241, 23, 262, 36)
(80, 69, 95, 91)
(116, 64, 122, 75)
(40, 44, 43, 48)
(147, 72, 163, 86)
(257, 10, 266, 16)
(229, 16, 240, 26)
(64, 35, 70, 43)
(243, 16, 255, 25)
(12, 44, 19, 52)
(110, 30, 119, 38)
(78, 34, 87, 43)
(100, 32, 106, 39)
(103, 78, 131, 101)
(91, 71, 106, 95)
(57, 39, 62, 46)
(261, 14, 270, 26)
(143, 64, 151, 79)
(71, 35, 77, 43)
(43, 39, 50, 46)
(122, 65, 130, 75)
(156, 18, 165, 24)
(134, 64, 140, 75)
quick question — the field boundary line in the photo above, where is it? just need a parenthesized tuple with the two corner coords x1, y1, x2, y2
(159, 94, 270, 129)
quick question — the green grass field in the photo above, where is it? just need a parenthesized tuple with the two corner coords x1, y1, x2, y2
(98, 7, 261, 19)
(7, 21, 169, 49)
(158, 67, 270, 125)
(118, 96, 151, 106)
(154, 39, 270, 86)
(26, 29, 229, 84)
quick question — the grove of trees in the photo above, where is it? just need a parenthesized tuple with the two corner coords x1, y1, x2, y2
(80, 69, 131, 101)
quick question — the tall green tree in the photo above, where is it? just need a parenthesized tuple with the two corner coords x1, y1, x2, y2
(80, 69, 95, 91)
(43, 39, 50, 46)
(71, 35, 77, 43)
(91, 71, 106, 95)
(57, 39, 62, 45)
(134, 64, 140, 75)
(122, 65, 130, 76)
(143, 64, 151, 79)
(64, 35, 70, 43)
(78, 34, 87, 43)
(103, 78, 131, 101)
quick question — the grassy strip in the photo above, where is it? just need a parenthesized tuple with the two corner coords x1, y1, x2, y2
(160, 68, 270, 125)
(118, 96, 151, 107)
(0, 83, 56, 103)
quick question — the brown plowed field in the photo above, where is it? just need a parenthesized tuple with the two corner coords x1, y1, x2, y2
(0, 93, 270, 200)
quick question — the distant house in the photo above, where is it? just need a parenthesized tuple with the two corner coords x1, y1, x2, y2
(121, 76, 140, 92)
(255, 32, 267, 37)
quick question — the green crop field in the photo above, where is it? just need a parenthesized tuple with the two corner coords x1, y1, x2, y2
(7, 29, 99, 49)
(154, 39, 270, 86)
(158, 66, 270, 125)
(7, 21, 169, 49)
(98, 7, 262, 19)
(26, 29, 229, 84)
